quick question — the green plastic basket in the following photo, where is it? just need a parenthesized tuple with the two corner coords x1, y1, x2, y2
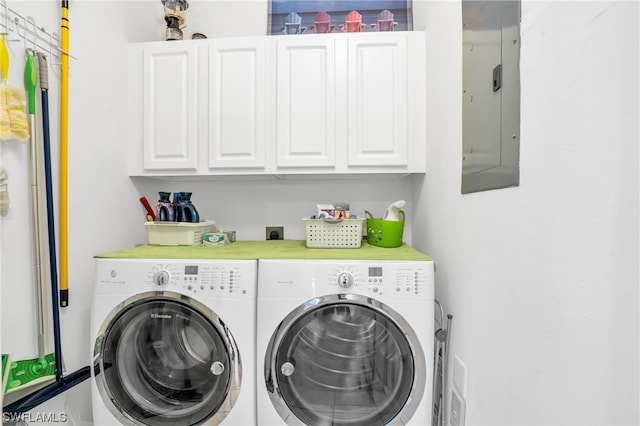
(365, 210, 405, 248)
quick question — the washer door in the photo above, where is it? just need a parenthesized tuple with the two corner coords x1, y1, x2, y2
(93, 291, 240, 426)
(264, 294, 425, 426)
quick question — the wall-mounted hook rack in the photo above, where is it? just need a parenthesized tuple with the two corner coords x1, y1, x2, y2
(0, 0, 77, 61)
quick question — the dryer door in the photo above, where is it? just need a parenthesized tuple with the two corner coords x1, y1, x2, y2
(93, 291, 240, 426)
(264, 294, 425, 426)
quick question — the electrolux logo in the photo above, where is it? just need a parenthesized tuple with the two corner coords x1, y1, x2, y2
(151, 313, 172, 319)
(2, 411, 68, 423)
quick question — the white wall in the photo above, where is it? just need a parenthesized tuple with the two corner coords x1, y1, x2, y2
(1, 0, 638, 425)
(413, 1, 639, 425)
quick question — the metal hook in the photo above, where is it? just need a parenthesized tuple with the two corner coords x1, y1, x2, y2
(43, 26, 53, 58)
(14, 14, 24, 43)
(26, 16, 36, 51)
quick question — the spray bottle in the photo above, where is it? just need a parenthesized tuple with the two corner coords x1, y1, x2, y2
(383, 200, 405, 221)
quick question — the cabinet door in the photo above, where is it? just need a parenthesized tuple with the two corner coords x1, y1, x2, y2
(208, 38, 266, 169)
(142, 43, 199, 171)
(275, 37, 337, 168)
(347, 35, 408, 166)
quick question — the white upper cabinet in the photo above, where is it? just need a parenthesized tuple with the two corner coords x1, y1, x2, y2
(274, 36, 337, 169)
(347, 35, 408, 166)
(130, 42, 200, 172)
(208, 38, 267, 170)
(128, 32, 425, 177)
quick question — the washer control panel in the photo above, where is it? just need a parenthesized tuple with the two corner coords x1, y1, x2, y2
(147, 263, 252, 296)
(94, 259, 256, 297)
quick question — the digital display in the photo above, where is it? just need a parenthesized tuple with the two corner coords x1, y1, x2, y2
(185, 265, 198, 275)
(369, 267, 383, 277)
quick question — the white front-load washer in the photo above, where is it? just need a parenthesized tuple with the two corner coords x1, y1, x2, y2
(256, 259, 434, 426)
(91, 258, 256, 426)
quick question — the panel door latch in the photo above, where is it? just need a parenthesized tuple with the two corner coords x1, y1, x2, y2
(492, 63, 502, 92)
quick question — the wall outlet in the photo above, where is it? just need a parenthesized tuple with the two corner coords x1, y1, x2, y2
(450, 388, 466, 426)
(266, 226, 284, 240)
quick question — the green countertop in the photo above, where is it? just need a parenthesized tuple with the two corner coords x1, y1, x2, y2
(96, 240, 432, 261)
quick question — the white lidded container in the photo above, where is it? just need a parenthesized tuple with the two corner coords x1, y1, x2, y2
(144, 220, 216, 245)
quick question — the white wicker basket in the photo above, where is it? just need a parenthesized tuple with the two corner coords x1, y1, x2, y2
(303, 218, 365, 248)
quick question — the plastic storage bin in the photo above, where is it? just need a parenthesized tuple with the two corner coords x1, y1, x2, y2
(365, 211, 404, 248)
(303, 218, 365, 248)
(145, 220, 216, 245)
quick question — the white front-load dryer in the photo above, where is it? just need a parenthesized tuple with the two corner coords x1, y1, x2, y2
(256, 259, 434, 426)
(91, 258, 256, 426)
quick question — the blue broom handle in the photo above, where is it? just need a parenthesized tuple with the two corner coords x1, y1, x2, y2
(37, 51, 63, 383)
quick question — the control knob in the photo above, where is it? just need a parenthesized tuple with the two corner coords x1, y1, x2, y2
(337, 271, 354, 289)
(153, 270, 171, 286)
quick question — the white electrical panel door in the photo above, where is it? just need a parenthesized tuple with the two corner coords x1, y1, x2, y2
(347, 35, 408, 167)
(142, 44, 199, 171)
(276, 37, 337, 168)
(208, 38, 267, 169)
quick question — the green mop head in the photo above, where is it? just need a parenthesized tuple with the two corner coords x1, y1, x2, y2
(3, 354, 56, 395)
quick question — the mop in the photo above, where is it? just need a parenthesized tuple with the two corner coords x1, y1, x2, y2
(0, 34, 29, 143)
(3, 51, 56, 398)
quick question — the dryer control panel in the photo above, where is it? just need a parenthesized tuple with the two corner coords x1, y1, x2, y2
(259, 260, 434, 301)
(330, 264, 431, 297)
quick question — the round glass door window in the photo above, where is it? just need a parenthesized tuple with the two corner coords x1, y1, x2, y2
(265, 294, 425, 426)
(94, 293, 239, 426)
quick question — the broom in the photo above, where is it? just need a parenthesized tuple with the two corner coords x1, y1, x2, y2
(37, 51, 64, 383)
(0, 34, 28, 143)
